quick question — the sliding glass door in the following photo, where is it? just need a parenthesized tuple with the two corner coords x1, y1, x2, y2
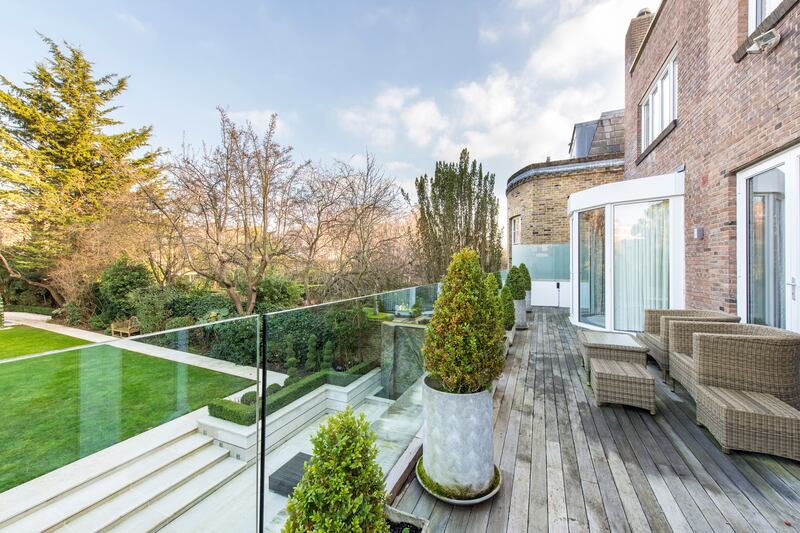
(578, 208, 606, 327)
(613, 200, 670, 331)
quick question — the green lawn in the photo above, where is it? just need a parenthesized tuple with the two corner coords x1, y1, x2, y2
(0, 346, 254, 492)
(0, 325, 88, 359)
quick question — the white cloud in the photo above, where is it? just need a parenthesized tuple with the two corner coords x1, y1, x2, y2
(479, 26, 500, 43)
(228, 109, 296, 139)
(116, 12, 149, 34)
(402, 100, 448, 147)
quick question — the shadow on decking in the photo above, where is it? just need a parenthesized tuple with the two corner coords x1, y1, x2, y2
(393, 307, 800, 532)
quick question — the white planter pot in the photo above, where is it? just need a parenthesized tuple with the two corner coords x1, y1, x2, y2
(525, 290, 532, 312)
(422, 376, 495, 498)
(385, 504, 430, 532)
(514, 299, 527, 330)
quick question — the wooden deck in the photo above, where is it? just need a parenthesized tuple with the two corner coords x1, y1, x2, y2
(393, 308, 800, 532)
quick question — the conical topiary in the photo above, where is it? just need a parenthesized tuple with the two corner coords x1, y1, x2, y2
(423, 247, 505, 394)
(490, 271, 503, 290)
(505, 265, 526, 300)
(517, 263, 531, 291)
(283, 407, 388, 532)
(500, 285, 514, 331)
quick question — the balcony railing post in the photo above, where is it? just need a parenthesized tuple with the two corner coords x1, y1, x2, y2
(257, 313, 268, 533)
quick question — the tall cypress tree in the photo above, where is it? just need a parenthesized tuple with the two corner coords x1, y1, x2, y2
(411, 148, 503, 281)
(0, 36, 158, 305)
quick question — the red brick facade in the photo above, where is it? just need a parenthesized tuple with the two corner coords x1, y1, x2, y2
(624, 0, 800, 312)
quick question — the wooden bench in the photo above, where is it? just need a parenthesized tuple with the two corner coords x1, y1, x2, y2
(110, 316, 141, 337)
(590, 359, 656, 415)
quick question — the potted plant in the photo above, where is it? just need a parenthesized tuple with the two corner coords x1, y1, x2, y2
(283, 407, 429, 532)
(518, 262, 532, 312)
(418, 248, 505, 504)
(500, 283, 515, 348)
(505, 266, 527, 330)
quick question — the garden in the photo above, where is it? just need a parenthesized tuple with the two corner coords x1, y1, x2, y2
(0, 325, 87, 360)
(0, 345, 253, 492)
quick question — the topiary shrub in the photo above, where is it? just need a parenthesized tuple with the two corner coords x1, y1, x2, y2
(266, 383, 282, 395)
(208, 399, 257, 425)
(517, 263, 532, 292)
(304, 333, 319, 372)
(240, 391, 258, 405)
(505, 266, 526, 300)
(500, 285, 515, 331)
(321, 340, 335, 370)
(283, 407, 388, 533)
(491, 271, 503, 290)
(423, 248, 505, 394)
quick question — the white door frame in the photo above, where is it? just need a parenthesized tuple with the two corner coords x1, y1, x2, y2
(736, 145, 800, 331)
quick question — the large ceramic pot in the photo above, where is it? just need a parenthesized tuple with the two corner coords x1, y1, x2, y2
(422, 376, 495, 498)
(525, 289, 532, 312)
(514, 299, 527, 330)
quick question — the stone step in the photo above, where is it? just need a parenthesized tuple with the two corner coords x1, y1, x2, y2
(56, 445, 233, 532)
(0, 419, 199, 527)
(4, 433, 213, 533)
(107, 457, 248, 533)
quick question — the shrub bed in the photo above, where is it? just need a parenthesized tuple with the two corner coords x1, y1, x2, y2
(5, 305, 54, 315)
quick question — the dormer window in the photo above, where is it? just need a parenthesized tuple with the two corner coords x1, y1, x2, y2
(640, 53, 676, 151)
(749, 0, 780, 33)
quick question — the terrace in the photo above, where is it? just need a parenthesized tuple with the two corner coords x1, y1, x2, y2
(2, 300, 799, 532)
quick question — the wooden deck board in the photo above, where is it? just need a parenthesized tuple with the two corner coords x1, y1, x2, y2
(393, 308, 800, 532)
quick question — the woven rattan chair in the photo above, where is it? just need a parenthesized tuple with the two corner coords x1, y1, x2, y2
(637, 310, 740, 384)
(678, 323, 800, 459)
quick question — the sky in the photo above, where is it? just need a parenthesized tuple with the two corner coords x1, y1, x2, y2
(1, 0, 658, 223)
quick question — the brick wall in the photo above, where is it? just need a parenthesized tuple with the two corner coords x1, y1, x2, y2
(624, 0, 800, 312)
(506, 163, 623, 256)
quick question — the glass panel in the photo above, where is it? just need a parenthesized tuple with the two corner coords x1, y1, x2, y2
(511, 243, 570, 280)
(748, 166, 785, 327)
(579, 208, 606, 326)
(613, 200, 670, 331)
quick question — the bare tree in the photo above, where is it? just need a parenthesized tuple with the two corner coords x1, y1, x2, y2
(145, 109, 300, 314)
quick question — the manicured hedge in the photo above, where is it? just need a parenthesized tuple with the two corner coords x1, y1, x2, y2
(240, 390, 258, 405)
(6, 305, 54, 316)
(208, 399, 257, 426)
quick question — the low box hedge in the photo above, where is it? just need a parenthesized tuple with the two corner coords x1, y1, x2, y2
(6, 305, 55, 316)
(208, 398, 257, 426)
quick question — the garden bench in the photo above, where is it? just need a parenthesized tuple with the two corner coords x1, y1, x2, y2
(110, 316, 141, 337)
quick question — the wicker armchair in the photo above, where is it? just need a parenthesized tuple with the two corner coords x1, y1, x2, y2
(676, 323, 800, 460)
(637, 309, 740, 384)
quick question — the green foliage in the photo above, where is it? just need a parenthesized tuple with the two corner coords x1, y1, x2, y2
(410, 148, 503, 282)
(283, 407, 388, 533)
(128, 285, 178, 333)
(88, 315, 107, 331)
(0, 296, 4, 328)
(240, 391, 258, 406)
(500, 285, 514, 331)
(491, 271, 503, 290)
(208, 399, 257, 426)
(98, 256, 153, 320)
(517, 263, 532, 289)
(266, 309, 330, 370)
(62, 302, 83, 327)
(423, 248, 505, 394)
(321, 340, 335, 370)
(207, 318, 258, 366)
(246, 271, 303, 313)
(304, 334, 320, 372)
(0, 36, 158, 303)
(416, 458, 500, 500)
(171, 289, 234, 321)
(164, 315, 195, 330)
(325, 303, 373, 365)
(505, 266, 526, 300)
(266, 383, 282, 395)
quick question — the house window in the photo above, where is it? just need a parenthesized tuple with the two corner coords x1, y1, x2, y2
(510, 216, 521, 245)
(640, 54, 676, 151)
(749, 0, 780, 32)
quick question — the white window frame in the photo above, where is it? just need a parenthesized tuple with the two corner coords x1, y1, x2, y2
(749, 0, 780, 33)
(510, 216, 521, 245)
(640, 53, 677, 151)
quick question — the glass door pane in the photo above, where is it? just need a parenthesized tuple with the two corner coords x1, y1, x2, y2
(579, 208, 606, 327)
(613, 200, 670, 331)
(748, 166, 785, 327)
